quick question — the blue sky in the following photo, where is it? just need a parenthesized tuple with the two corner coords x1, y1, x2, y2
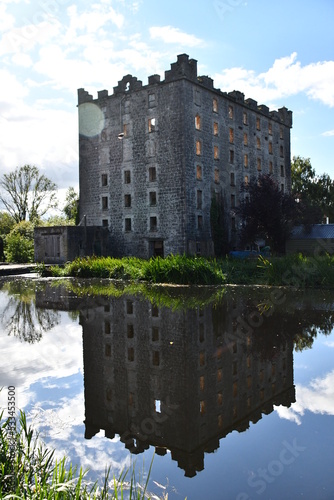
(0, 0, 333, 205)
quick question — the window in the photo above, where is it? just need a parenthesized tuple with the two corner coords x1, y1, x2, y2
(152, 326, 159, 341)
(199, 351, 205, 366)
(200, 401, 206, 414)
(213, 98, 218, 112)
(152, 304, 159, 317)
(199, 323, 204, 342)
(243, 133, 248, 146)
(150, 216, 157, 231)
(197, 215, 203, 229)
(102, 196, 108, 210)
(124, 170, 131, 184)
(123, 123, 128, 137)
(127, 324, 134, 338)
(280, 126, 284, 139)
(126, 300, 133, 314)
(196, 140, 201, 156)
(280, 145, 284, 157)
(196, 165, 202, 180)
(268, 122, 272, 135)
(257, 158, 262, 171)
(149, 166, 156, 182)
(148, 93, 156, 107)
(243, 112, 248, 125)
(195, 114, 201, 130)
(155, 399, 161, 412)
(256, 117, 260, 130)
(231, 194, 236, 208)
(230, 172, 235, 186)
(105, 344, 111, 357)
(213, 122, 219, 136)
(149, 191, 157, 206)
(247, 375, 252, 389)
(152, 351, 160, 366)
(233, 381, 238, 397)
(244, 154, 248, 167)
(281, 165, 285, 177)
(197, 190, 202, 209)
(231, 217, 236, 231)
(200, 376, 205, 391)
(124, 194, 131, 207)
(128, 347, 134, 362)
(228, 105, 234, 119)
(244, 175, 249, 186)
(229, 128, 234, 143)
(102, 219, 108, 227)
(214, 168, 219, 184)
(148, 118, 156, 132)
(257, 137, 261, 149)
(101, 173, 108, 186)
(229, 150, 234, 164)
(217, 369, 222, 382)
(269, 142, 273, 154)
(214, 145, 219, 159)
(125, 218, 132, 231)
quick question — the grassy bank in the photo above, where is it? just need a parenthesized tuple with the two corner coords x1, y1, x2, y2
(0, 409, 154, 499)
(42, 253, 334, 289)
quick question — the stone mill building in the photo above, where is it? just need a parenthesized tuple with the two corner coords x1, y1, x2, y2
(36, 54, 292, 263)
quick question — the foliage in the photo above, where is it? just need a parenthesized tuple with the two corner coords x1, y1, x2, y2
(291, 156, 334, 224)
(44, 214, 75, 226)
(5, 220, 35, 263)
(43, 253, 334, 289)
(47, 254, 227, 285)
(63, 186, 79, 224)
(0, 211, 15, 236)
(236, 174, 297, 254)
(210, 196, 229, 256)
(0, 409, 156, 499)
(0, 164, 58, 223)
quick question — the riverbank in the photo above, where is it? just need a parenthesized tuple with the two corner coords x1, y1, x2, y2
(40, 253, 334, 289)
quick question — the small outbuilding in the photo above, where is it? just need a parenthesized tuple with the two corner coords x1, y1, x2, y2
(34, 225, 111, 264)
(286, 224, 334, 256)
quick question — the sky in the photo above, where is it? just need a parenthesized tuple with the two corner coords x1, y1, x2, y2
(0, 0, 333, 209)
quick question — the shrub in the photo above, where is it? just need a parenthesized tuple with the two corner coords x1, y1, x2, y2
(5, 221, 35, 263)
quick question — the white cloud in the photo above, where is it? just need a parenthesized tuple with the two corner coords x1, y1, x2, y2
(275, 370, 334, 424)
(322, 130, 334, 137)
(213, 53, 334, 108)
(0, 4, 15, 31)
(0, 19, 61, 56)
(150, 26, 204, 47)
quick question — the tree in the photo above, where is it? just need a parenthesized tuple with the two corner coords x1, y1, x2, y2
(0, 211, 15, 235)
(63, 187, 79, 224)
(5, 220, 35, 263)
(236, 174, 297, 254)
(0, 165, 58, 223)
(291, 156, 334, 224)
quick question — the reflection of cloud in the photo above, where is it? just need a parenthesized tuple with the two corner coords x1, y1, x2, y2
(0, 314, 83, 407)
(275, 370, 334, 424)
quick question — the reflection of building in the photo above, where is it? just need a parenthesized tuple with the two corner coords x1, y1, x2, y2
(78, 54, 292, 256)
(81, 294, 295, 477)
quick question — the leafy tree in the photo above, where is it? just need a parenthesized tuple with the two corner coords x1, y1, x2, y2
(0, 211, 15, 235)
(236, 174, 297, 254)
(5, 221, 35, 263)
(291, 156, 334, 224)
(0, 165, 58, 223)
(210, 195, 229, 256)
(63, 187, 79, 224)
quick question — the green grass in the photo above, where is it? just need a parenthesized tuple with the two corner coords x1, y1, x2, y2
(41, 253, 334, 289)
(0, 409, 157, 499)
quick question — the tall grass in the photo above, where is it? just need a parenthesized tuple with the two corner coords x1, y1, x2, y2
(0, 409, 157, 499)
(42, 253, 334, 289)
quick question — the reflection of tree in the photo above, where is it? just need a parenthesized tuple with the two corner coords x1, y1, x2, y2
(2, 280, 60, 343)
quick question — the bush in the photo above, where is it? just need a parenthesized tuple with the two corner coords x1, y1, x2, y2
(5, 221, 35, 263)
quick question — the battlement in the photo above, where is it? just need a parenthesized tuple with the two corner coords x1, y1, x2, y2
(77, 54, 292, 127)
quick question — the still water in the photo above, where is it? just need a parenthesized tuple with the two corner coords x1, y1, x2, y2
(0, 277, 334, 499)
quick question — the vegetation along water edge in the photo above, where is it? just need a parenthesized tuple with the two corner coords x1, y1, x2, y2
(39, 253, 334, 289)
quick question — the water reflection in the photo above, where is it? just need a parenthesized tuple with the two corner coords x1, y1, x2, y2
(1, 281, 60, 343)
(33, 282, 334, 478)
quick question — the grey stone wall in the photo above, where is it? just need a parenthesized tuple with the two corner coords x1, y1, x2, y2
(78, 54, 292, 257)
